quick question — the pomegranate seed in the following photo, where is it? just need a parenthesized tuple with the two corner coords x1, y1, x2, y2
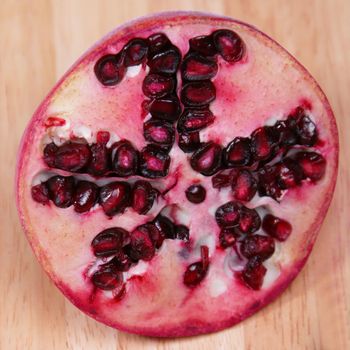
(242, 256, 267, 290)
(153, 215, 176, 239)
(147, 33, 171, 57)
(143, 119, 175, 147)
(131, 180, 156, 214)
(51, 142, 91, 172)
(31, 183, 50, 205)
(47, 175, 75, 208)
(94, 53, 125, 86)
(91, 227, 130, 257)
(183, 245, 209, 287)
(99, 181, 131, 216)
(215, 201, 241, 228)
(241, 235, 275, 260)
(142, 74, 175, 98)
(111, 140, 138, 177)
(181, 81, 216, 107)
(148, 95, 181, 122)
(181, 54, 218, 81)
(139, 145, 170, 178)
(96, 131, 110, 144)
(212, 29, 245, 62)
(296, 151, 326, 181)
(124, 38, 148, 66)
(73, 181, 99, 213)
(238, 207, 261, 234)
(185, 184, 206, 204)
(223, 137, 252, 167)
(92, 265, 123, 290)
(276, 158, 304, 189)
(177, 108, 215, 132)
(262, 214, 292, 241)
(189, 35, 217, 57)
(43, 143, 58, 167)
(212, 171, 232, 189)
(251, 126, 278, 161)
(295, 114, 318, 146)
(175, 225, 190, 241)
(88, 143, 109, 175)
(274, 119, 298, 147)
(148, 47, 181, 75)
(178, 132, 200, 153)
(231, 170, 257, 202)
(190, 142, 222, 176)
(257, 165, 282, 200)
(128, 225, 155, 261)
(110, 251, 133, 272)
(219, 228, 237, 248)
(146, 222, 166, 248)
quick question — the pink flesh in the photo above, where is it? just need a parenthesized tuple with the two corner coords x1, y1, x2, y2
(16, 12, 338, 337)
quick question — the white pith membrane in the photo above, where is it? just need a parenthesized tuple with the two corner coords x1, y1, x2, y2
(16, 13, 338, 337)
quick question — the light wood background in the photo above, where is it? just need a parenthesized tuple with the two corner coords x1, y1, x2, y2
(1, 1, 349, 349)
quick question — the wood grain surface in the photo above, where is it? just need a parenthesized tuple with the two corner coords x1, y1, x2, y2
(1, 0, 349, 349)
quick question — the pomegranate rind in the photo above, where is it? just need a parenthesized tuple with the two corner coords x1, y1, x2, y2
(16, 11, 338, 337)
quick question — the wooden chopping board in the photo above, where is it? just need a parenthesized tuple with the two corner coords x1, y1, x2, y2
(1, 0, 349, 349)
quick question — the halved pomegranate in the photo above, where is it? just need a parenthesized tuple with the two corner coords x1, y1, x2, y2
(16, 12, 338, 337)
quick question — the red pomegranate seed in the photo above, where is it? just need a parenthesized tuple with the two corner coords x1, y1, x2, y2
(296, 151, 326, 181)
(143, 119, 175, 147)
(148, 47, 181, 75)
(128, 225, 155, 261)
(215, 201, 241, 228)
(153, 215, 176, 239)
(231, 170, 257, 202)
(274, 119, 298, 147)
(238, 207, 261, 234)
(148, 96, 181, 122)
(178, 132, 200, 153)
(43, 142, 58, 167)
(219, 228, 237, 248)
(181, 81, 216, 107)
(240, 235, 275, 260)
(139, 145, 170, 178)
(212, 29, 245, 62)
(73, 181, 99, 213)
(251, 126, 278, 161)
(94, 53, 125, 86)
(47, 175, 75, 208)
(190, 142, 222, 176)
(177, 108, 215, 132)
(262, 214, 292, 241)
(92, 265, 123, 290)
(276, 158, 304, 189)
(142, 74, 175, 98)
(131, 180, 156, 215)
(242, 256, 267, 290)
(147, 33, 171, 57)
(183, 245, 209, 287)
(185, 184, 206, 204)
(91, 227, 130, 257)
(31, 183, 50, 205)
(50, 142, 91, 172)
(212, 171, 233, 189)
(295, 113, 318, 146)
(257, 165, 283, 200)
(146, 222, 166, 248)
(181, 54, 218, 81)
(124, 38, 148, 66)
(99, 181, 131, 216)
(88, 143, 109, 175)
(175, 225, 190, 242)
(223, 137, 252, 167)
(111, 140, 138, 177)
(189, 35, 217, 57)
(110, 251, 133, 272)
(96, 131, 110, 144)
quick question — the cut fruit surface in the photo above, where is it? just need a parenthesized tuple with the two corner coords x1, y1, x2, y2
(16, 12, 338, 337)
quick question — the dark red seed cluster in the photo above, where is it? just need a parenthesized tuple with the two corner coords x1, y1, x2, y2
(90, 215, 190, 291)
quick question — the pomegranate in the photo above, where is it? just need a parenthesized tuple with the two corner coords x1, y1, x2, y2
(16, 12, 338, 337)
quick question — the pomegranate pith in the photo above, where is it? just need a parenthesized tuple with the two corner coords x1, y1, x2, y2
(16, 12, 338, 338)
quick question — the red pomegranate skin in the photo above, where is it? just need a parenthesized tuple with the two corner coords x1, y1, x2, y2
(16, 12, 338, 337)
